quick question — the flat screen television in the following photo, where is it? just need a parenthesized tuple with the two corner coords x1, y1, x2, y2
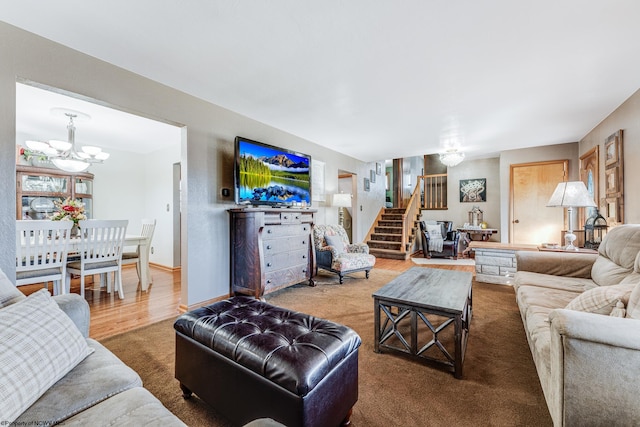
(234, 136, 312, 207)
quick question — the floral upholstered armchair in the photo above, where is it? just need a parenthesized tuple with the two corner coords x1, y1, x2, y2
(312, 224, 376, 284)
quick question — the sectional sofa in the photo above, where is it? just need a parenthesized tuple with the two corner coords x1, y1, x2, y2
(0, 268, 185, 425)
(514, 224, 640, 426)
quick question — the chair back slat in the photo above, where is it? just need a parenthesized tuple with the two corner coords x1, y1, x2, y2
(77, 220, 128, 263)
(16, 220, 73, 273)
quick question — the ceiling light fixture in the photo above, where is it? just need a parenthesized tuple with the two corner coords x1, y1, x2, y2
(439, 149, 465, 167)
(25, 108, 109, 173)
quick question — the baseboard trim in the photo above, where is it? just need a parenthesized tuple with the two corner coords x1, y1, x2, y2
(149, 262, 181, 273)
(179, 294, 230, 313)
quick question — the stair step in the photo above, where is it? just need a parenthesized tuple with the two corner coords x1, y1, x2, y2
(368, 240, 402, 250)
(369, 248, 410, 260)
(384, 208, 405, 214)
(381, 214, 403, 221)
(378, 220, 403, 227)
(371, 233, 403, 242)
(374, 226, 403, 234)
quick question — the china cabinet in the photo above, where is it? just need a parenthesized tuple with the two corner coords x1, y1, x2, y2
(16, 165, 94, 220)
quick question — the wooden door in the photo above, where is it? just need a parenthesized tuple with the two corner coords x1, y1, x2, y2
(510, 160, 568, 245)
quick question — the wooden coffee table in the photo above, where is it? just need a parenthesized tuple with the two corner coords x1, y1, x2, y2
(373, 267, 473, 378)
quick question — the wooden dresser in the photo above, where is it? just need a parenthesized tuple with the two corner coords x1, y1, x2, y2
(229, 207, 317, 298)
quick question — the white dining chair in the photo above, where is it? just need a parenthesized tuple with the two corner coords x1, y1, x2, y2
(16, 220, 73, 295)
(121, 218, 156, 286)
(65, 219, 128, 299)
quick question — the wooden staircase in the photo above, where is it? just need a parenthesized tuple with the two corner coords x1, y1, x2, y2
(367, 208, 411, 259)
(366, 177, 424, 260)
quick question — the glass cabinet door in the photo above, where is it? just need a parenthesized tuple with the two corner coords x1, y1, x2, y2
(75, 178, 93, 195)
(21, 174, 68, 194)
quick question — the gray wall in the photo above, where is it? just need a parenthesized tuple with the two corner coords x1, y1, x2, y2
(580, 88, 640, 224)
(421, 157, 501, 237)
(0, 22, 383, 308)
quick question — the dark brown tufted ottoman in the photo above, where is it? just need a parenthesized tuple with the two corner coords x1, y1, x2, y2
(174, 296, 361, 427)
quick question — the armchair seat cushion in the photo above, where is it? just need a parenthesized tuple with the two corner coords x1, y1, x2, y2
(332, 253, 376, 272)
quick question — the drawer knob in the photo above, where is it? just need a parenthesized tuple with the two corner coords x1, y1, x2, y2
(303, 227, 307, 231)
(283, 215, 288, 220)
(266, 245, 272, 250)
(267, 229, 272, 234)
(302, 269, 307, 273)
(302, 255, 306, 259)
(295, 215, 300, 219)
(267, 280, 272, 284)
(267, 262, 272, 267)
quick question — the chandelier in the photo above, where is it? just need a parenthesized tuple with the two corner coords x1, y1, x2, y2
(25, 109, 109, 173)
(439, 148, 465, 167)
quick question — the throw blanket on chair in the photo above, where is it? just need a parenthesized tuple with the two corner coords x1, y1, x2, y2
(426, 224, 444, 252)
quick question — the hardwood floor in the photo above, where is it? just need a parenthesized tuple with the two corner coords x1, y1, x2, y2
(19, 256, 473, 340)
(19, 265, 182, 340)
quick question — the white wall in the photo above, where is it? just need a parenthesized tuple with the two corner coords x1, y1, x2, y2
(91, 143, 180, 268)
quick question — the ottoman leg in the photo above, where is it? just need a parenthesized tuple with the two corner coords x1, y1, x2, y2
(180, 383, 192, 399)
(341, 407, 354, 426)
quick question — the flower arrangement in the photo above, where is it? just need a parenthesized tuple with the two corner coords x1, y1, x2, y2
(50, 197, 87, 225)
(19, 146, 47, 163)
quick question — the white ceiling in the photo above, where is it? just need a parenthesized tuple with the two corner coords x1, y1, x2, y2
(3, 1, 640, 162)
(16, 83, 182, 155)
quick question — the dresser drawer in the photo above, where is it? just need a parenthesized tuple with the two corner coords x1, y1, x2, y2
(264, 249, 309, 272)
(263, 223, 311, 239)
(265, 264, 310, 291)
(263, 236, 310, 254)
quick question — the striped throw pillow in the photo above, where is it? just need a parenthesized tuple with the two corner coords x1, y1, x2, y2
(0, 289, 94, 422)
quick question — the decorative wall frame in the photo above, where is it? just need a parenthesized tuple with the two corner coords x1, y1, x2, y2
(376, 162, 382, 175)
(459, 178, 486, 203)
(364, 177, 370, 192)
(605, 167, 619, 194)
(370, 169, 376, 183)
(604, 130, 624, 225)
(579, 145, 599, 227)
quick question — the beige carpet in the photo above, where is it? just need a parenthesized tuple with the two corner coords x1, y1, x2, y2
(101, 268, 552, 426)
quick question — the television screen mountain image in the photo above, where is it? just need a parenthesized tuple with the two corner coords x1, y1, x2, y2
(236, 138, 311, 206)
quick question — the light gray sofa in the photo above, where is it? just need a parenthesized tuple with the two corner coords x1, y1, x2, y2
(0, 268, 185, 426)
(514, 224, 640, 426)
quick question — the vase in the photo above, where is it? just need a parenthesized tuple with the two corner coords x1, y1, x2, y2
(71, 223, 80, 238)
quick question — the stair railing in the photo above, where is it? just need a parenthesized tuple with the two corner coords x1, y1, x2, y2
(401, 176, 423, 252)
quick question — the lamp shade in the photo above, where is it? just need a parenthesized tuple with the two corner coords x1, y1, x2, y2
(332, 193, 352, 207)
(547, 181, 596, 208)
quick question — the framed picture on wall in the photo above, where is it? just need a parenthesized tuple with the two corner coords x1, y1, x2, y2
(606, 197, 620, 225)
(364, 177, 370, 192)
(376, 162, 382, 175)
(605, 134, 619, 166)
(459, 178, 487, 203)
(605, 167, 619, 194)
(370, 169, 376, 183)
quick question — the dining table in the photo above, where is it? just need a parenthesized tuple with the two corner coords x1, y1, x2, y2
(65, 234, 152, 291)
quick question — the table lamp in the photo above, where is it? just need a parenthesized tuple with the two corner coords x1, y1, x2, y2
(546, 181, 597, 250)
(332, 193, 352, 228)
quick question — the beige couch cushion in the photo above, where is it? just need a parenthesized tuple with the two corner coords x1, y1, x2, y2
(514, 271, 597, 294)
(591, 225, 640, 286)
